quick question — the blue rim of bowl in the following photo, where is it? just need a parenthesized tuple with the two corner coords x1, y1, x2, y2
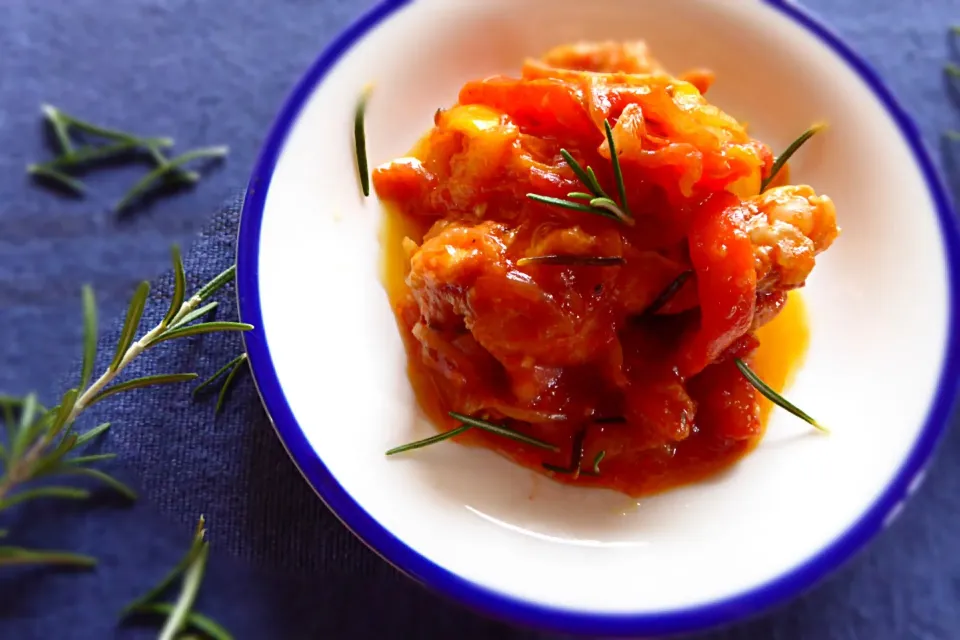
(236, 0, 960, 636)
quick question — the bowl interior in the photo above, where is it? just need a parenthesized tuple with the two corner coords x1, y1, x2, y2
(250, 0, 951, 618)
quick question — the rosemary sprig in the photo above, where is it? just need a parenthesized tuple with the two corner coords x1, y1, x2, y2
(386, 412, 558, 455)
(355, 83, 374, 197)
(516, 255, 625, 267)
(0, 546, 96, 568)
(526, 121, 634, 224)
(33, 105, 191, 184)
(761, 123, 827, 192)
(122, 516, 232, 640)
(645, 271, 693, 316)
(0, 248, 251, 567)
(194, 353, 249, 414)
(29, 104, 226, 209)
(734, 358, 826, 432)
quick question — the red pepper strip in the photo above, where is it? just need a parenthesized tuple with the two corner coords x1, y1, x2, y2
(679, 192, 757, 377)
(688, 358, 761, 441)
(458, 76, 596, 141)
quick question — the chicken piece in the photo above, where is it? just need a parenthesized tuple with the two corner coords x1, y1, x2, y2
(406, 221, 512, 331)
(406, 221, 618, 371)
(745, 185, 839, 291)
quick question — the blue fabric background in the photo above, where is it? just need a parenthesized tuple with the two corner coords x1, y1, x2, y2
(1, 1, 958, 638)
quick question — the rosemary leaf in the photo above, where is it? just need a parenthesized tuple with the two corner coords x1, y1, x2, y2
(38, 139, 171, 171)
(0, 546, 96, 568)
(542, 428, 587, 477)
(385, 424, 473, 456)
(158, 542, 209, 640)
(75, 422, 111, 447)
(1, 397, 18, 452)
(560, 149, 603, 197)
(603, 119, 632, 218)
(41, 104, 75, 153)
(354, 84, 374, 197)
(193, 265, 237, 303)
(526, 194, 621, 221)
(64, 453, 117, 465)
(516, 255, 625, 267)
(590, 450, 605, 474)
(115, 146, 229, 212)
(567, 191, 594, 201)
(645, 271, 693, 316)
(215, 354, 248, 414)
(131, 603, 234, 640)
(87, 373, 199, 408)
(449, 412, 559, 451)
(31, 432, 79, 480)
(149, 322, 254, 347)
(21, 411, 58, 459)
(947, 63, 960, 78)
(111, 281, 150, 372)
(42, 141, 139, 168)
(124, 517, 206, 614)
(145, 145, 200, 184)
(169, 302, 218, 332)
(47, 105, 172, 146)
(10, 393, 40, 461)
(585, 167, 605, 199)
(26, 164, 86, 193)
(527, 193, 600, 213)
(60, 467, 136, 501)
(80, 285, 98, 390)
(18, 393, 39, 435)
(0, 486, 90, 511)
(162, 245, 187, 329)
(762, 123, 826, 192)
(735, 358, 826, 432)
(48, 388, 80, 440)
(589, 197, 633, 225)
(194, 353, 246, 397)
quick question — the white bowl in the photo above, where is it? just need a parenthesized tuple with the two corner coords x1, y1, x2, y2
(236, 0, 960, 635)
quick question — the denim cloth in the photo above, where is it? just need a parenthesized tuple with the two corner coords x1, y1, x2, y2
(1, 0, 959, 638)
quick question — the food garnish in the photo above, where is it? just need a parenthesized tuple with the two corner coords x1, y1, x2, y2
(387, 412, 558, 456)
(526, 122, 634, 225)
(354, 84, 374, 197)
(761, 123, 826, 192)
(735, 359, 826, 432)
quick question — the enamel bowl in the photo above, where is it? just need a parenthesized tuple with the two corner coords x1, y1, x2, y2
(236, 0, 960, 636)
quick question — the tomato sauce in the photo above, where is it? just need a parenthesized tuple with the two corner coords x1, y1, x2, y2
(372, 41, 836, 497)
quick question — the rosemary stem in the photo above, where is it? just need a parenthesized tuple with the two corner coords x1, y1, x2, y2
(0, 287, 210, 505)
(67, 293, 203, 422)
